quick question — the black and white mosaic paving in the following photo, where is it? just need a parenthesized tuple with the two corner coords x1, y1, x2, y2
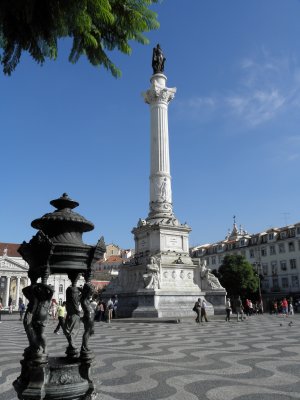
(0, 314, 299, 400)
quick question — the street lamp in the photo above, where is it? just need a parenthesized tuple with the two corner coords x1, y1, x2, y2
(253, 261, 263, 307)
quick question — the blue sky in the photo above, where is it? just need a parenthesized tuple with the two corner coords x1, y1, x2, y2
(1, 0, 300, 249)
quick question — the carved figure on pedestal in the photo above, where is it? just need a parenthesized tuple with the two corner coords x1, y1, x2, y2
(80, 283, 95, 354)
(32, 284, 54, 354)
(23, 283, 54, 356)
(152, 44, 166, 74)
(143, 256, 160, 289)
(22, 285, 39, 354)
(200, 264, 223, 290)
(64, 279, 81, 357)
(19, 230, 54, 285)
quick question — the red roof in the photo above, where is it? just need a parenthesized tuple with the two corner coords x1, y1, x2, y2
(0, 242, 21, 257)
(91, 280, 110, 289)
(98, 255, 123, 264)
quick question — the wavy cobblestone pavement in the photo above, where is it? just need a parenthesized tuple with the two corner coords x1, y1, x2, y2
(0, 314, 299, 400)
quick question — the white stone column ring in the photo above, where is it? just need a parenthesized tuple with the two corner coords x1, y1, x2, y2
(143, 73, 176, 220)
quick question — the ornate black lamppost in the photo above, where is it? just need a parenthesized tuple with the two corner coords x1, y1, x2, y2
(13, 193, 105, 400)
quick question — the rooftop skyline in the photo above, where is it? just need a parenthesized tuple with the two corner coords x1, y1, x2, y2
(2, 0, 300, 248)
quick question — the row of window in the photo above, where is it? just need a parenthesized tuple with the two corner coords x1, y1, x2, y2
(261, 259, 297, 275)
(252, 241, 299, 258)
(206, 256, 298, 274)
(202, 228, 300, 256)
(262, 275, 299, 289)
(205, 241, 300, 266)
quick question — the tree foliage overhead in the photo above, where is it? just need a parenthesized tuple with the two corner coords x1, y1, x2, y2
(0, 0, 160, 76)
(218, 254, 259, 297)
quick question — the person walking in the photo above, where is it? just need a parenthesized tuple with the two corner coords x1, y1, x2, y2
(0, 300, 3, 323)
(99, 300, 106, 321)
(106, 298, 114, 323)
(94, 300, 104, 322)
(8, 296, 13, 314)
(8, 296, 12, 309)
(225, 298, 231, 321)
(53, 301, 66, 334)
(282, 298, 288, 315)
(113, 295, 118, 319)
(236, 296, 244, 321)
(248, 300, 253, 316)
(19, 302, 25, 321)
(50, 299, 58, 320)
(201, 299, 208, 322)
(193, 298, 201, 323)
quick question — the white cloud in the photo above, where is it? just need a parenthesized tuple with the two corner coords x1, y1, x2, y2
(226, 89, 286, 126)
(180, 52, 300, 128)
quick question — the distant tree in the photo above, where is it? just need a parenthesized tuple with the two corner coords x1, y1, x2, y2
(0, 0, 160, 76)
(218, 254, 259, 297)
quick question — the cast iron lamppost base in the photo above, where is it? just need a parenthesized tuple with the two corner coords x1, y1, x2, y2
(13, 194, 105, 400)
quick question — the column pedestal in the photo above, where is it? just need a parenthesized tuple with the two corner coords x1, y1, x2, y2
(13, 356, 95, 400)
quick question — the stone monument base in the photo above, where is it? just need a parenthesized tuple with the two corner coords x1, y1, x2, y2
(205, 290, 227, 315)
(13, 356, 96, 400)
(113, 290, 214, 318)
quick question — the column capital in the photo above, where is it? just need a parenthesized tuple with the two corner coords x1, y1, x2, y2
(143, 77, 176, 105)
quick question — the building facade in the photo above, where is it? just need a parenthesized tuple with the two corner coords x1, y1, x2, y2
(94, 249, 134, 281)
(0, 243, 29, 308)
(105, 243, 121, 259)
(191, 220, 300, 301)
(0, 242, 85, 307)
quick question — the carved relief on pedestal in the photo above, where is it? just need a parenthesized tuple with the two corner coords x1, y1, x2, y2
(152, 176, 172, 203)
(143, 256, 161, 290)
(200, 264, 223, 290)
(48, 368, 85, 385)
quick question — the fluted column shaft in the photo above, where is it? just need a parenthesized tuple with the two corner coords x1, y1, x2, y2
(143, 74, 176, 220)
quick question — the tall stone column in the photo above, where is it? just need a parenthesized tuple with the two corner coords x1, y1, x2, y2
(16, 276, 21, 305)
(105, 46, 226, 318)
(5, 276, 11, 307)
(143, 74, 177, 221)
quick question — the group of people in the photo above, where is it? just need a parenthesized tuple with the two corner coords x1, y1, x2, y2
(224, 296, 264, 322)
(193, 298, 209, 323)
(52, 295, 119, 334)
(91, 296, 118, 323)
(271, 298, 294, 316)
